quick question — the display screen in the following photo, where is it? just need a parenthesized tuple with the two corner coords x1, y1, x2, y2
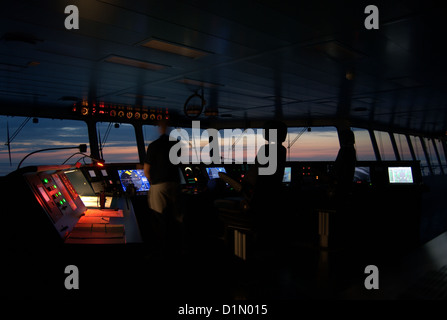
(118, 169, 151, 191)
(283, 167, 292, 183)
(353, 167, 371, 184)
(388, 167, 414, 184)
(206, 167, 226, 179)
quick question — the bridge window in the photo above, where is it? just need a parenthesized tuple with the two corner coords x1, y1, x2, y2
(96, 122, 139, 163)
(434, 139, 447, 173)
(409, 136, 430, 176)
(0, 116, 88, 176)
(285, 127, 339, 161)
(352, 128, 375, 160)
(393, 134, 413, 160)
(374, 130, 396, 160)
(424, 137, 441, 175)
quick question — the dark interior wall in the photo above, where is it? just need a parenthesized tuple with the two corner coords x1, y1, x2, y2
(420, 175, 447, 243)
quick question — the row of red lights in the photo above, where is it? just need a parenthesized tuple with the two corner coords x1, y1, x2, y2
(73, 101, 169, 121)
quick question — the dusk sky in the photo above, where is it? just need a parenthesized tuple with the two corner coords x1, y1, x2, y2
(0, 115, 392, 176)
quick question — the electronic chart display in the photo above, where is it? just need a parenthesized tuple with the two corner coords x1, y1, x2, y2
(118, 169, 151, 192)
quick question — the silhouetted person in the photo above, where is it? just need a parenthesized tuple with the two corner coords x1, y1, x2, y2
(246, 120, 288, 249)
(144, 119, 181, 256)
(332, 128, 356, 200)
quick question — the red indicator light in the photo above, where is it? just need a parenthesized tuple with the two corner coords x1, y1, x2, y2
(96, 160, 105, 167)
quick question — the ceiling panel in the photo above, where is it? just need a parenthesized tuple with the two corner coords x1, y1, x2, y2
(0, 0, 446, 136)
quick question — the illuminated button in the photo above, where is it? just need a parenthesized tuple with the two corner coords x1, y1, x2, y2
(59, 200, 64, 205)
(43, 179, 49, 184)
(58, 192, 62, 196)
(53, 185, 57, 189)
(62, 199, 66, 203)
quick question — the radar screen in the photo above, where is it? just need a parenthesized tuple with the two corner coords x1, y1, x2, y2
(117, 169, 151, 192)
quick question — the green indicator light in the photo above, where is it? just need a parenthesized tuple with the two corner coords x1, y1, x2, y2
(58, 192, 62, 196)
(59, 200, 63, 205)
(43, 179, 49, 184)
(63, 199, 66, 203)
(53, 185, 57, 189)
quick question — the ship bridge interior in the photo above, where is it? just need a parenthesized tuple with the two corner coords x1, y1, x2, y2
(1, 0, 447, 302)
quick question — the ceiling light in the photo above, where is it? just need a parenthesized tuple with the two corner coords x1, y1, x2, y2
(177, 78, 222, 88)
(140, 38, 209, 59)
(264, 96, 299, 103)
(1, 32, 43, 45)
(104, 55, 168, 70)
(314, 41, 364, 61)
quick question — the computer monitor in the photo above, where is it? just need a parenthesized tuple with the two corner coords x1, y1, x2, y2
(117, 169, 151, 192)
(206, 167, 226, 179)
(283, 167, 292, 183)
(353, 166, 371, 184)
(388, 166, 414, 184)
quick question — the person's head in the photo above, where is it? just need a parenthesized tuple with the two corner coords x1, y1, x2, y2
(339, 129, 355, 147)
(262, 120, 287, 143)
(158, 118, 169, 135)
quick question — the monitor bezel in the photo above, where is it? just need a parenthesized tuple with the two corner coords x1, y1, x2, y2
(387, 166, 414, 184)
